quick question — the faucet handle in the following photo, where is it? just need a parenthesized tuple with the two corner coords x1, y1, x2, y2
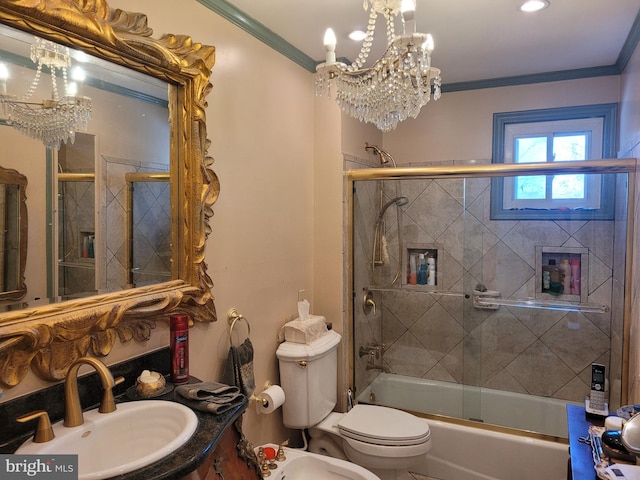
(276, 440, 289, 461)
(17, 410, 55, 443)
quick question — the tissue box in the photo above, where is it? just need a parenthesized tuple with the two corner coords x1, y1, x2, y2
(283, 315, 328, 344)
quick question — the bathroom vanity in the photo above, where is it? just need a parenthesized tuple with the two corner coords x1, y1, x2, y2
(0, 350, 261, 480)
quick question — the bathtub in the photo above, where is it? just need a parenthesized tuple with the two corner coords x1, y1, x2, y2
(358, 374, 576, 480)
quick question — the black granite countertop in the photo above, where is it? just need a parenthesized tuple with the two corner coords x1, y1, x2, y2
(107, 386, 249, 480)
(0, 349, 249, 480)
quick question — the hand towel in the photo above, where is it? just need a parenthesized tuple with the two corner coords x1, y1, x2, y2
(221, 338, 256, 397)
(175, 381, 245, 415)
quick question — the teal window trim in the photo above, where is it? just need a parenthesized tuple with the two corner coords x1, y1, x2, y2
(490, 103, 618, 220)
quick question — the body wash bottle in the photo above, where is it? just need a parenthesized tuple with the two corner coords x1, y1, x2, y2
(408, 255, 417, 285)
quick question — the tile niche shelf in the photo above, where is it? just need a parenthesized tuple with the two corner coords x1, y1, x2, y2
(402, 243, 441, 289)
(535, 246, 588, 303)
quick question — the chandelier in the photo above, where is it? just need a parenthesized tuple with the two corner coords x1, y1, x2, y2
(315, 0, 441, 132)
(0, 37, 92, 149)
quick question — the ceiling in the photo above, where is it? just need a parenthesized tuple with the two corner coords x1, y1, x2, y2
(216, 0, 640, 87)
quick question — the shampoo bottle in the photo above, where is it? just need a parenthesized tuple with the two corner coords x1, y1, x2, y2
(570, 259, 581, 295)
(417, 254, 427, 285)
(427, 255, 436, 286)
(559, 259, 571, 294)
(82, 236, 89, 258)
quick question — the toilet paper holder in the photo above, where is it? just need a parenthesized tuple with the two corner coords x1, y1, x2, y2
(250, 381, 273, 408)
(250, 381, 286, 414)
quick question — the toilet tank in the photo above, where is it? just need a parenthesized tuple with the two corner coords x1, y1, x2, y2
(276, 330, 341, 429)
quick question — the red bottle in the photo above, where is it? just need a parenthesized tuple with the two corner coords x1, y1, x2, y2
(170, 314, 189, 383)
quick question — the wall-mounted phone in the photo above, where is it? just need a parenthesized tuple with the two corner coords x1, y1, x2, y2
(585, 363, 609, 417)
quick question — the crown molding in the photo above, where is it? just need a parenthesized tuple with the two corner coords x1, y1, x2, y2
(197, 0, 317, 72)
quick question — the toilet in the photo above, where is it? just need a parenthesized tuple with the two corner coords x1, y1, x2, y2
(276, 330, 431, 480)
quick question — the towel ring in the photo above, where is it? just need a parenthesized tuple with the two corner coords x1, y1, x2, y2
(227, 308, 250, 345)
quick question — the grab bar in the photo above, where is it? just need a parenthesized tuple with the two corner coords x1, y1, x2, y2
(473, 295, 609, 314)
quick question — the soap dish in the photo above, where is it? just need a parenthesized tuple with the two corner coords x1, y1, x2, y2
(126, 383, 174, 400)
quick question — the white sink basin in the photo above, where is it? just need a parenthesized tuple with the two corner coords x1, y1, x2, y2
(16, 400, 198, 480)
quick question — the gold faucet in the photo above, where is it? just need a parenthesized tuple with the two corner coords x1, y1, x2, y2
(63, 357, 122, 428)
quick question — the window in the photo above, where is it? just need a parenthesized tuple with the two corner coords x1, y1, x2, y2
(490, 104, 618, 220)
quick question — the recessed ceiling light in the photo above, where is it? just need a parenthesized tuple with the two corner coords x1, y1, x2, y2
(520, 0, 550, 12)
(349, 30, 367, 41)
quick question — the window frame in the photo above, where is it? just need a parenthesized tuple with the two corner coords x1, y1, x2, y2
(490, 104, 618, 221)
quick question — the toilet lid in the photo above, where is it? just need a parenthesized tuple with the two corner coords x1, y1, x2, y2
(338, 405, 431, 446)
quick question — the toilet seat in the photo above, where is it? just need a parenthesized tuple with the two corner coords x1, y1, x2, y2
(338, 404, 431, 447)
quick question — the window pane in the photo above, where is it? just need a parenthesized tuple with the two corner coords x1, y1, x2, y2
(553, 135, 586, 161)
(552, 174, 585, 199)
(514, 137, 547, 199)
(516, 137, 547, 163)
(552, 134, 586, 199)
(516, 175, 546, 199)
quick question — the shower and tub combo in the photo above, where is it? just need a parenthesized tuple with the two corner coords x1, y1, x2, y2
(347, 145, 634, 479)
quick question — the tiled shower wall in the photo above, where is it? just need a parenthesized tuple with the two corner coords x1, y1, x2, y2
(103, 156, 170, 292)
(352, 158, 627, 410)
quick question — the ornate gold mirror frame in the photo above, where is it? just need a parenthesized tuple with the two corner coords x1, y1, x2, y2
(0, 0, 218, 387)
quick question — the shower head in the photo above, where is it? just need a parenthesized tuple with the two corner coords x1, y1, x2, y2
(378, 196, 409, 219)
(365, 142, 396, 167)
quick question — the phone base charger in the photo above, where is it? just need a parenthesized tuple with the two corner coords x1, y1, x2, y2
(585, 398, 609, 419)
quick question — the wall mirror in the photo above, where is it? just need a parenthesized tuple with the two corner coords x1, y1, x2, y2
(0, 0, 218, 387)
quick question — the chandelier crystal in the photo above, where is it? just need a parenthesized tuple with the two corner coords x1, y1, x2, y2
(315, 0, 441, 132)
(0, 37, 92, 149)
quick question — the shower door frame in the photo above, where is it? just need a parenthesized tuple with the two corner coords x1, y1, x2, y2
(345, 157, 637, 416)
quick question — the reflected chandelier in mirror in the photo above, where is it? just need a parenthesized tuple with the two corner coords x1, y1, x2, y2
(0, 0, 218, 387)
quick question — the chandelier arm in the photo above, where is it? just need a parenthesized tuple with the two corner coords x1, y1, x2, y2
(0, 99, 55, 107)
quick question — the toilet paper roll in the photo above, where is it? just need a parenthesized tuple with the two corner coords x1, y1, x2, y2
(256, 385, 285, 414)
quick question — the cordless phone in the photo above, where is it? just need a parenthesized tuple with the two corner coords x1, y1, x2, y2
(585, 363, 609, 416)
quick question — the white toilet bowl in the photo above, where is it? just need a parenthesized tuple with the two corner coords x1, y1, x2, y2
(308, 405, 432, 480)
(257, 444, 381, 480)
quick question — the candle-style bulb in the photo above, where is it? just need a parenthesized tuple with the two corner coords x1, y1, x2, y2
(323, 28, 337, 64)
(425, 34, 435, 53)
(401, 0, 415, 14)
(71, 66, 86, 83)
(0, 63, 8, 95)
(401, 0, 416, 34)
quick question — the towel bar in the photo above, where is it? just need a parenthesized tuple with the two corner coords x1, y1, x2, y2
(227, 308, 251, 344)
